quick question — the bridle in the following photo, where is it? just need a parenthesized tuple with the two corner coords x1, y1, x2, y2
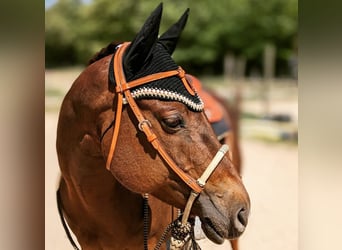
(105, 42, 229, 248)
(107, 42, 204, 192)
(57, 42, 230, 250)
(106, 41, 228, 193)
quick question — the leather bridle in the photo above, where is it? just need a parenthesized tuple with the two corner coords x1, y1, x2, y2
(105, 41, 228, 220)
(58, 42, 230, 250)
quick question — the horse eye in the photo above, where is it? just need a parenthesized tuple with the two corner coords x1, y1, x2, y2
(162, 115, 184, 131)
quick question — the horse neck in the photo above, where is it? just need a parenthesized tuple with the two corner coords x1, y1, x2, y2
(60, 60, 147, 230)
(65, 166, 145, 231)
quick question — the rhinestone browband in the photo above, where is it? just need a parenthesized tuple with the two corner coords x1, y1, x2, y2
(122, 86, 204, 112)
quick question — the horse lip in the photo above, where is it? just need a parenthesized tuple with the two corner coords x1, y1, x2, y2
(200, 217, 225, 244)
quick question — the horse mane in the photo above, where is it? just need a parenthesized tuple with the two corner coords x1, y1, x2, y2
(87, 41, 122, 65)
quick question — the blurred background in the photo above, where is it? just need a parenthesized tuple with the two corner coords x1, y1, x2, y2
(46, 0, 297, 78)
(46, 0, 298, 142)
(45, 0, 298, 249)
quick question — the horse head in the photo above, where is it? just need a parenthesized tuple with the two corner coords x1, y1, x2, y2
(92, 4, 251, 244)
(55, 4, 251, 247)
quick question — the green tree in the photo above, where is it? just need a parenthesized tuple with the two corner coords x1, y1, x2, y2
(74, 0, 191, 64)
(45, 0, 297, 76)
(45, 0, 82, 66)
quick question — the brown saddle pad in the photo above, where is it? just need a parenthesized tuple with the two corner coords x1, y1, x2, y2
(186, 74, 224, 123)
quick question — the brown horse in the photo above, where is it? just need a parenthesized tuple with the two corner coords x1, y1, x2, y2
(56, 4, 249, 250)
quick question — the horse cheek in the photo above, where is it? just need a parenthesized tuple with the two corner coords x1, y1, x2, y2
(109, 142, 162, 194)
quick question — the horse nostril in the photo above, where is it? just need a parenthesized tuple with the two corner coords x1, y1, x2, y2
(237, 207, 248, 227)
(233, 207, 248, 234)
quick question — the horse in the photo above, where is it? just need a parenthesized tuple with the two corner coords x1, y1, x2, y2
(56, 4, 250, 250)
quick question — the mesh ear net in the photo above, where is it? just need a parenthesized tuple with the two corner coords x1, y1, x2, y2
(125, 43, 204, 111)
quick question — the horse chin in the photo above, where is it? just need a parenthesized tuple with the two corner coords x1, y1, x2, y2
(200, 217, 225, 244)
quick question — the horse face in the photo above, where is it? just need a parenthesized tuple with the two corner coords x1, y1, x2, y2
(105, 3, 250, 243)
(109, 96, 250, 242)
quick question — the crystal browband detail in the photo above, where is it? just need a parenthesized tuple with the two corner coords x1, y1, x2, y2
(122, 86, 204, 112)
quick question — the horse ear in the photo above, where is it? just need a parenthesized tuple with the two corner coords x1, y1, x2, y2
(158, 8, 189, 55)
(123, 3, 163, 76)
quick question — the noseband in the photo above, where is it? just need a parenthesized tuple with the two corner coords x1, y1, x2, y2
(106, 42, 228, 248)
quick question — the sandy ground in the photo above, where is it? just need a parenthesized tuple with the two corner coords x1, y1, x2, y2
(45, 69, 298, 249)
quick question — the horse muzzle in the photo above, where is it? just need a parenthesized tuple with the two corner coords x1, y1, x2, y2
(197, 187, 250, 244)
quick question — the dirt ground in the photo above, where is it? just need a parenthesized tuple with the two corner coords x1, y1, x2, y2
(45, 69, 298, 249)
